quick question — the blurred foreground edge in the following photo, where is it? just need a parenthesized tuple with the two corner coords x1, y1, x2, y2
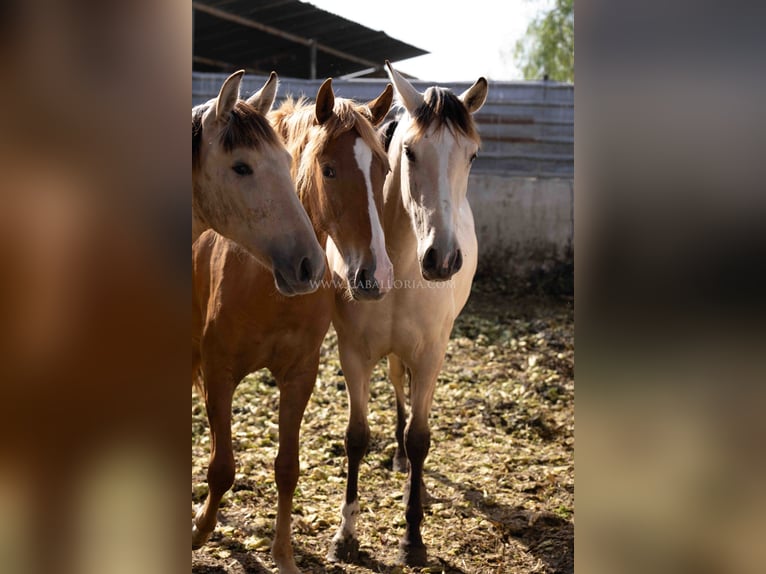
(0, 2, 189, 574)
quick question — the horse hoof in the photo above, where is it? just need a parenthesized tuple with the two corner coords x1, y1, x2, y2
(327, 535, 360, 563)
(392, 454, 408, 473)
(272, 550, 302, 574)
(191, 523, 211, 550)
(398, 540, 428, 566)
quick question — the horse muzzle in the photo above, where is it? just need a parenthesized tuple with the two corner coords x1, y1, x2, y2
(420, 244, 463, 281)
(349, 266, 388, 301)
(272, 250, 326, 296)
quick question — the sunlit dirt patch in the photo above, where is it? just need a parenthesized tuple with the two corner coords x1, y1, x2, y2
(192, 278, 574, 574)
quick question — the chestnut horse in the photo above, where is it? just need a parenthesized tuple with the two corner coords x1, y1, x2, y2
(328, 62, 489, 566)
(192, 70, 325, 296)
(192, 78, 394, 574)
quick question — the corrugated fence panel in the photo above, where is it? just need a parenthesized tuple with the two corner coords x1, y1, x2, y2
(193, 72, 574, 179)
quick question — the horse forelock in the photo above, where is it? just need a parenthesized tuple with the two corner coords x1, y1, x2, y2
(192, 100, 280, 172)
(333, 98, 389, 173)
(410, 87, 480, 143)
(221, 101, 280, 153)
(380, 120, 399, 152)
(274, 97, 390, 205)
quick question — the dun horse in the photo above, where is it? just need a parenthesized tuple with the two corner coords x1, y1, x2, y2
(192, 70, 325, 295)
(192, 78, 394, 574)
(328, 62, 488, 566)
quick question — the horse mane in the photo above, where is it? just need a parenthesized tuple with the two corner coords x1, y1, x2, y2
(192, 105, 205, 169)
(192, 100, 280, 171)
(407, 87, 480, 143)
(380, 120, 399, 152)
(270, 96, 390, 204)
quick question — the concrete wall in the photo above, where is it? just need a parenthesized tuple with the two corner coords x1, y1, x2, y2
(193, 72, 574, 178)
(193, 72, 574, 279)
(469, 175, 573, 277)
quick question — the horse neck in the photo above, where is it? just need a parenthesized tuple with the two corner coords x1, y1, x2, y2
(382, 151, 418, 265)
(191, 175, 209, 244)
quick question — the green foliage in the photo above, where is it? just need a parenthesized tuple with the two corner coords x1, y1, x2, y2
(515, 0, 574, 83)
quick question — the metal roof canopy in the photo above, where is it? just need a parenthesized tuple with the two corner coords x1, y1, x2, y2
(192, 0, 429, 79)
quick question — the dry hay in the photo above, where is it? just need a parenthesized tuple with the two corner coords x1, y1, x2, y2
(192, 278, 574, 573)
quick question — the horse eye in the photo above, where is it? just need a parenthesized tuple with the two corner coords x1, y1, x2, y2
(470, 152, 478, 163)
(404, 146, 416, 162)
(232, 162, 253, 176)
(322, 165, 336, 178)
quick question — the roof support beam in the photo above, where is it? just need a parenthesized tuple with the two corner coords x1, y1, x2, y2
(192, 2, 382, 71)
(309, 39, 317, 80)
(192, 55, 264, 75)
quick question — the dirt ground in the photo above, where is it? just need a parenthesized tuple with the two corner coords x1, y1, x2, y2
(192, 276, 574, 574)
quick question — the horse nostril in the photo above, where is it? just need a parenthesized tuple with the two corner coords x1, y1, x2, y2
(355, 268, 373, 292)
(453, 249, 463, 272)
(423, 247, 438, 271)
(298, 256, 312, 283)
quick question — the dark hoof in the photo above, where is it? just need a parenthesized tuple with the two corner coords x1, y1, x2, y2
(191, 523, 210, 550)
(327, 535, 360, 563)
(398, 540, 428, 566)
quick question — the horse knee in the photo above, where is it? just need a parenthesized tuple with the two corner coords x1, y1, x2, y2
(345, 422, 370, 461)
(207, 457, 235, 496)
(274, 451, 299, 492)
(404, 425, 430, 465)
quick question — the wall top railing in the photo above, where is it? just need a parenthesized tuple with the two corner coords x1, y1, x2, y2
(193, 72, 574, 179)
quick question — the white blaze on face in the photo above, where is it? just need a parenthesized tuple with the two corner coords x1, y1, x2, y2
(437, 130, 457, 222)
(325, 235, 346, 284)
(353, 137, 393, 293)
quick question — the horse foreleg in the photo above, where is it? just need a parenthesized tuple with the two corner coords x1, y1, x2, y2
(389, 354, 432, 508)
(398, 355, 441, 567)
(388, 354, 409, 473)
(192, 372, 235, 549)
(272, 363, 317, 574)
(327, 345, 374, 563)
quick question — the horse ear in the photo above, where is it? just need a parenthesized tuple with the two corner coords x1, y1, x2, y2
(215, 70, 245, 122)
(459, 77, 489, 114)
(385, 60, 423, 115)
(366, 83, 394, 126)
(315, 78, 335, 125)
(246, 71, 279, 115)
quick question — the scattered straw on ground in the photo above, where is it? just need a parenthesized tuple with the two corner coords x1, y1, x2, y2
(192, 278, 574, 573)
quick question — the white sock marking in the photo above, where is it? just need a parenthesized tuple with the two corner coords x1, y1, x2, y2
(339, 499, 360, 537)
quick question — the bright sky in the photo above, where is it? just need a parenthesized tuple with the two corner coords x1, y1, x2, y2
(309, 0, 552, 82)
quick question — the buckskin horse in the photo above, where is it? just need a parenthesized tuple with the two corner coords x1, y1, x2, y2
(328, 61, 488, 567)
